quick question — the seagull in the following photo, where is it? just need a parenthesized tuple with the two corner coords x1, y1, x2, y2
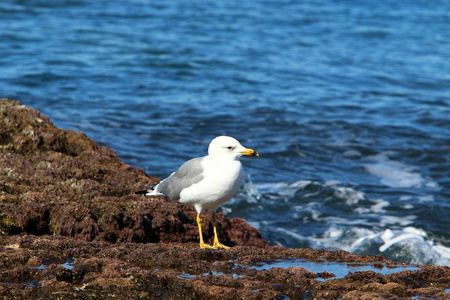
(136, 136, 259, 249)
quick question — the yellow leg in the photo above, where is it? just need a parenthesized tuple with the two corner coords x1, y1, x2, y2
(211, 212, 230, 249)
(196, 213, 214, 249)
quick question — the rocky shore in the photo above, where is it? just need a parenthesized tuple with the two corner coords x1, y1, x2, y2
(1, 99, 449, 299)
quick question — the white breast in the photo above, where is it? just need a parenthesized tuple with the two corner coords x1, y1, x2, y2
(179, 158, 244, 211)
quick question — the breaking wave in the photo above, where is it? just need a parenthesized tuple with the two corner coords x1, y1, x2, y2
(225, 178, 450, 266)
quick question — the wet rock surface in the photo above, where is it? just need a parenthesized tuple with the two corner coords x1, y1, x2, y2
(1, 236, 450, 299)
(1, 99, 450, 299)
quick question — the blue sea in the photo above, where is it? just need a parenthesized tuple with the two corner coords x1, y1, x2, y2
(1, 0, 449, 266)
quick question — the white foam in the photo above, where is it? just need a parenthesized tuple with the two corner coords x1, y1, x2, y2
(314, 226, 377, 251)
(370, 199, 390, 213)
(324, 180, 342, 187)
(403, 226, 427, 236)
(379, 232, 424, 252)
(350, 227, 450, 266)
(253, 180, 310, 198)
(380, 229, 394, 242)
(334, 187, 366, 205)
(363, 153, 436, 189)
(351, 230, 380, 250)
(241, 176, 262, 204)
(379, 215, 416, 227)
(434, 245, 450, 260)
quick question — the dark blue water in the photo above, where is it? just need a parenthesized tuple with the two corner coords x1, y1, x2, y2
(1, 0, 449, 265)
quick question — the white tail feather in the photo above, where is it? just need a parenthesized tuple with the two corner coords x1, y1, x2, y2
(143, 190, 164, 196)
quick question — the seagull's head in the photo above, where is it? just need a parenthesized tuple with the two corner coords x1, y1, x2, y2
(208, 136, 259, 160)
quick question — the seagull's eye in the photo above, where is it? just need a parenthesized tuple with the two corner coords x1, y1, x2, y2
(227, 146, 234, 150)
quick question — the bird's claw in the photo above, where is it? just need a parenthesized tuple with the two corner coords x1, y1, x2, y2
(199, 242, 215, 249)
(212, 241, 230, 249)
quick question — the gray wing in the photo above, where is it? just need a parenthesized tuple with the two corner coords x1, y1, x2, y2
(156, 156, 205, 200)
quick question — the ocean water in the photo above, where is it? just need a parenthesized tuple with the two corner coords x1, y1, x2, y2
(1, 0, 449, 265)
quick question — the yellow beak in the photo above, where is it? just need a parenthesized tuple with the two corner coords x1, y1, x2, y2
(240, 148, 259, 157)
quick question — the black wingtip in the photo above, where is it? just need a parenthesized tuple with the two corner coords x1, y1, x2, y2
(135, 190, 148, 195)
(135, 184, 157, 195)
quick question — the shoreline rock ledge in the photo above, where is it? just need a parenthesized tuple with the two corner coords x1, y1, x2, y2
(1, 98, 449, 299)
